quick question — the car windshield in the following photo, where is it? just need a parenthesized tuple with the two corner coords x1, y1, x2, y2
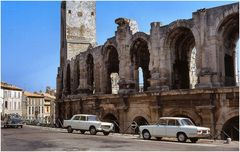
(88, 115, 99, 121)
(181, 119, 195, 126)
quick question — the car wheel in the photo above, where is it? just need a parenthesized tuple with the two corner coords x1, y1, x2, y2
(80, 130, 85, 134)
(177, 133, 187, 142)
(89, 126, 97, 135)
(156, 137, 162, 140)
(67, 126, 73, 133)
(142, 130, 151, 140)
(190, 138, 198, 143)
(103, 132, 110, 136)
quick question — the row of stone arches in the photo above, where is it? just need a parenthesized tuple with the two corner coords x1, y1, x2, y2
(101, 112, 239, 141)
(62, 11, 239, 95)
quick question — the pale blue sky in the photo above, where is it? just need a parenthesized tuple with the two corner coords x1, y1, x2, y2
(1, 1, 237, 92)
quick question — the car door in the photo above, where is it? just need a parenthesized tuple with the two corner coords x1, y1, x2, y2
(71, 116, 80, 129)
(166, 119, 180, 137)
(79, 115, 87, 130)
(152, 119, 167, 137)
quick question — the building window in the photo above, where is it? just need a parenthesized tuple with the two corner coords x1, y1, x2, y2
(4, 91, 7, 98)
(8, 91, 11, 98)
(5, 101, 7, 109)
(91, 12, 94, 16)
(14, 92, 16, 98)
(18, 102, 21, 110)
(29, 107, 31, 115)
(14, 102, 16, 110)
(68, 10, 71, 14)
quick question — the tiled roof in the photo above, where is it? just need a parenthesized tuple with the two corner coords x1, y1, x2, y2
(23, 91, 44, 98)
(1, 82, 23, 91)
(43, 93, 56, 100)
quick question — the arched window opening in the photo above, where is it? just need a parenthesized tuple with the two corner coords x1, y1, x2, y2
(222, 116, 239, 141)
(218, 13, 239, 86)
(106, 46, 119, 94)
(133, 116, 149, 134)
(86, 54, 94, 94)
(110, 73, 119, 94)
(189, 47, 197, 88)
(130, 39, 150, 92)
(102, 113, 119, 133)
(138, 67, 144, 92)
(73, 60, 80, 94)
(65, 64, 71, 94)
(167, 27, 195, 89)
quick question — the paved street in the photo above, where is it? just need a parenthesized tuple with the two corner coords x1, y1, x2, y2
(1, 125, 239, 151)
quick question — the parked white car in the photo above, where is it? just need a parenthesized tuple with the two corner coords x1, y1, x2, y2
(139, 117, 210, 143)
(63, 114, 114, 136)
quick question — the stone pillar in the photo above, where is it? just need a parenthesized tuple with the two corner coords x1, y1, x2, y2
(115, 18, 136, 94)
(148, 22, 169, 91)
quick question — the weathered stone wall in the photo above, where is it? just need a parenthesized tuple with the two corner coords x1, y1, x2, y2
(56, 2, 239, 140)
(57, 87, 238, 137)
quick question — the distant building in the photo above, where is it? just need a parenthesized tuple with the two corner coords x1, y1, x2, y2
(0, 82, 23, 116)
(42, 93, 56, 124)
(23, 91, 44, 123)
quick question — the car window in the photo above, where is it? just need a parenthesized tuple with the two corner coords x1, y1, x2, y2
(88, 115, 98, 121)
(80, 116, 86, 121)
(73, 116, 80, 120)
(167, 119, 176, 126)
(181, 119, 195, 126)
(158, 119, 167, 125)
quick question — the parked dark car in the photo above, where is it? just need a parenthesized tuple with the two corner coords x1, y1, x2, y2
(2, 113, 23, 128)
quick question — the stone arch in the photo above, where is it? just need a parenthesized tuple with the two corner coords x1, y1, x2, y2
(132, 32, 150, 44)
(132, 115, 149, 134)
(103, 45, 120, 94)
(221, 115, 239, 140)
(102, 38, 118, 57)
(86, 54, 94, 94)
(215, 5, 239, 32)
(164, 21, 197, 89)
(164, 109, 202, 125)
(102, 113, 120, 133)
(130, 38, 151, 91)
(73, 59, 80, 94)
(65, 63, 71, 95)
(216, 12, 239, 86)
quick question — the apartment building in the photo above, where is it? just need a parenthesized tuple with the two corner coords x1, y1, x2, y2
(23, 91, 44, 123)
(0, 82, 23, 116)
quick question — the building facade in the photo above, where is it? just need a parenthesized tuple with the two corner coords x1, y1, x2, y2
(42, 93, 56, 124)
(56, 1, 239, 140)
(23, 91, 45, 123)
(1, 82, 23, 116)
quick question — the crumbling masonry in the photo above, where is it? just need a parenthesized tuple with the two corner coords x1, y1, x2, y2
(56, 1, 239, 140)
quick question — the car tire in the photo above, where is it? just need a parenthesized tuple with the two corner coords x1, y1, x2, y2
(103, 132, 110, 136)
(89, 126, 97, 135)
(156, 137, 162, 140)
(80, 130, 85, 134)
(177, 133, 187, 142)
(142, 130, 151, 140)
(190, 138, 198, 143)
(67, 126, 73, 133)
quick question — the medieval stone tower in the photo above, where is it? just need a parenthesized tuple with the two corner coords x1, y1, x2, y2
(60, 0, 96, 67)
